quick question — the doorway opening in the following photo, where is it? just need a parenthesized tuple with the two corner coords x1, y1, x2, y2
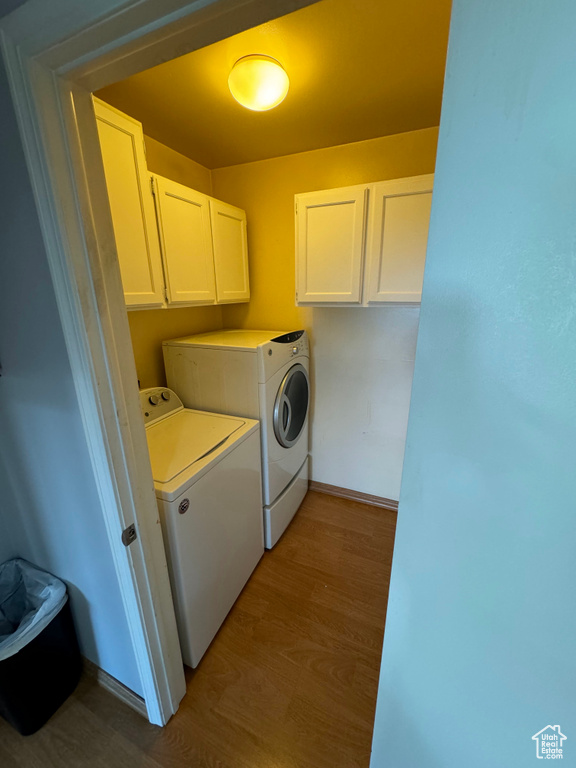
(88, 0, 450, 759)
(0, 0, 450, 760)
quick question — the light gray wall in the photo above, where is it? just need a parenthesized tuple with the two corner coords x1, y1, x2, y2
(0, 459, 17, 563)
(371, 1, 576, 765)
(311, 307, 419, 500)
(0, 533, 15, 565)
(0, 58, 142, 696)
(0, 0, 27, 20)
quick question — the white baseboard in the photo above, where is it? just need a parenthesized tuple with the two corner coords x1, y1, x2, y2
(308, 480, 399, 511)
(83, 657, 148, 719)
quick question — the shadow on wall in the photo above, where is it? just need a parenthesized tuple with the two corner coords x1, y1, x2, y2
(0, 55, 141, 694)
(407, 287, 575, 519)
(374, 286, 576, 766)
(0, 397, 105, 668)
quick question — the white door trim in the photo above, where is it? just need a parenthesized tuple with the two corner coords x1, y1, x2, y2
(0, 0, 318, 725)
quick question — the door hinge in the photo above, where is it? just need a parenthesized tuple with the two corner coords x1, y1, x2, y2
(121, 523, 138, 547)
(150, 176, 155, 196)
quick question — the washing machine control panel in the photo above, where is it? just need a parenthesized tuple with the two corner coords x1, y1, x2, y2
(140, 387, 183, 426)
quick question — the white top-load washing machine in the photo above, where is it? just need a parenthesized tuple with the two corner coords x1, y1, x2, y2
(140, 387, 263, 668)
(162, 330, 310, 548)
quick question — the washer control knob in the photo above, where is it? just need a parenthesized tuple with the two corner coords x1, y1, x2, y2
(161, 391, 171, 401)
(292, 346, 298, 355)
(149, 394, 160, 406)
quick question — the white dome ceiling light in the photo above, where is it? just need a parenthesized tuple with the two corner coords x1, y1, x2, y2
(228, 54, 290, 112)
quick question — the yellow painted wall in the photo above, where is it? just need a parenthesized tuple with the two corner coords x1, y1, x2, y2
(212, 127, 438, 498)
(128, 127, 438, 388)
(212, 127, 439, 330)
(128, 137, 221, 388)
(144, 136, 212, 194)
(128, 305, 222, 388)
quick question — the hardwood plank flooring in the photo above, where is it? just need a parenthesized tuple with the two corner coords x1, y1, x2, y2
(0, 491, 397, 768)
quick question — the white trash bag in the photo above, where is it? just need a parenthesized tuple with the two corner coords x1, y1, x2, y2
(0, 559, 67, 662)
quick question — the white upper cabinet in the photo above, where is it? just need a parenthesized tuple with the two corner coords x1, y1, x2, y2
(209, 200, 250, 304)
(93, 99, 165, 309)
(94, 98, 250, 310)
(295, 174, 433, 306)
(296, 187, 368, 304)
(365, 175, 433, 304)
(152, 175, 216, 306)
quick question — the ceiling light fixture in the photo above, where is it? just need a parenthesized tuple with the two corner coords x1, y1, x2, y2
(228, 55, 289, 112)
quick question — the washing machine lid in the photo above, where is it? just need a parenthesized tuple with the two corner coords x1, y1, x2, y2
(146, 410, 246, 483)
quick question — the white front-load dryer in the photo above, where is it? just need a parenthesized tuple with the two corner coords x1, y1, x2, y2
(163, 329, 310, 548)
(257, 337, 309, 502)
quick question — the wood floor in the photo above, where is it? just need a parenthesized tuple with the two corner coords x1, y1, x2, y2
(0, 491, 397, 768)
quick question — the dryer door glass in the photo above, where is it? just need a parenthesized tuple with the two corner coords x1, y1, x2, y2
(273, 363, 309, 448)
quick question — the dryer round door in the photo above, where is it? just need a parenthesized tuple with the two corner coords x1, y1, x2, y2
(273, 363, 310, 448)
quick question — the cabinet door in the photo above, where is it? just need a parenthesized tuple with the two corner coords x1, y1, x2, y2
(365, 174, 433, 304)
(153, 176, 216, 306)
(94, 99, 165, 309)
(209, 200, 250, 304)
(296, 186, 368, 304)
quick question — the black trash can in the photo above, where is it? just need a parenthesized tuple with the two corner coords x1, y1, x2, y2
(0, 559, 82, 735)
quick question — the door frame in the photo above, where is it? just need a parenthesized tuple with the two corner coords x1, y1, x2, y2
(0, 0, 318, 725)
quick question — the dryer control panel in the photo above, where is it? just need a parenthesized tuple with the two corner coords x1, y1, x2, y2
(271, 330, 305, 344)
(267, 331, 309, 358)
(140, 387, 183, 426)
(272, 329, 309, 357)
(258, 330, 309, 383)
